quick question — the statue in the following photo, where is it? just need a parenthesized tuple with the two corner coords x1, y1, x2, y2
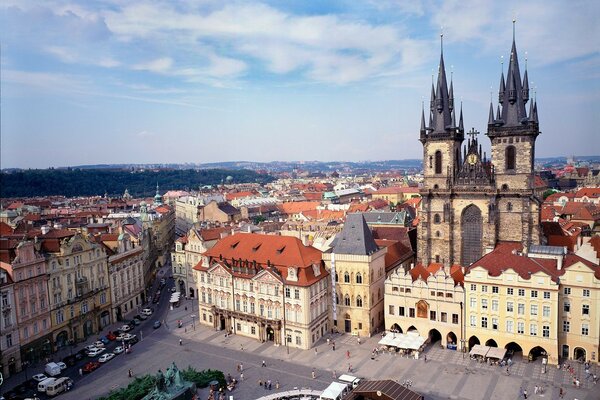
(142, 363, 195, 400)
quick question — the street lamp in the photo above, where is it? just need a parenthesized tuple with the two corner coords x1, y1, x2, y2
(191, 314, 196, 330)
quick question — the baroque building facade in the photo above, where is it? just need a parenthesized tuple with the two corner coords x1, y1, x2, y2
(0, 264, 21, 379)
(417, 32, 541, 268)
(194, 233, 329, 349)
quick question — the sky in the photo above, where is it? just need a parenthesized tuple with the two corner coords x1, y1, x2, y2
(1, 0, 599, 169)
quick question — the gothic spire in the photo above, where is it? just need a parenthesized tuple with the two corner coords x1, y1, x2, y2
(459, 102, 464, 133)
(522, 66, 530, 103)
(420, 103, 426, 135)
(532, 100, 539, 123)
(497, 22, 528, 126)
(488, 102, 495, 124)
(430, 33, 454, 134)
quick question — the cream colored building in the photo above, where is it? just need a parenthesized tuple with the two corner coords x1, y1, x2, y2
(558, 256, 600, 363)
(107, 234, 145, 322)
(194, 233, 329, 349)
(172, 226, 227, 298)
(43, 230, 111, 346)
(384, 263, 465, 349)
(322, 213, 386, 337)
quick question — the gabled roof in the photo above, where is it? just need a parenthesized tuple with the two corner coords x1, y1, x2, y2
(217, 202, 239, 215)
(331, 213, 379, 256)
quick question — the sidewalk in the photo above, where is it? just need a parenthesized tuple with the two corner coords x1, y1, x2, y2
(166, 307, 599, 400)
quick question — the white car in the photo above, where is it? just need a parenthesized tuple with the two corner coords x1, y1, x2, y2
(32, 373, 48, 382)
(142, 308, 153, 316)
(84, 344, 97, 352)
(98, 353, 115, 363)
(122, 333, 135, 341)
(87, 347, 105, 357)
(120, 324, 131, 332)
(56, 362, 67, 370)
(113, 346, 125, 354)
(93, 341, 105, 348)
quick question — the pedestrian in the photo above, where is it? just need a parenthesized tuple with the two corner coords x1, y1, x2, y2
(327, 338, 330, 346)
(179, 338, 183, 346)
(506, 366, 510, 375)
(312, 369, 316, 379)
(240, 372, 244, 381)
(275, 380, 280, 389)
(523, 389, 528, 399)
(346, 350, 350, 359)
(128, 369, 133, 378)
(240, 363, 243, 372)
(79, 368, 83, 376)
(357, 337, 361, 345)
(424, 355, 427, 363)
(332, 370, 337, 379)
(534, 385, 538, 394)
(262, 360, 266, 367)
(237, 364, 241, 372)
(332, 342, 336, 351)
(258, 379, 263, 387)
(559, 387, 564, 398)
(348, 363, 352, 372)
(315, 347, 318, 355)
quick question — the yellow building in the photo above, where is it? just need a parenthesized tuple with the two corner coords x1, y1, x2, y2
(384, 263, 465, 349)
(371, 186, 421, 205)
(194, 233, 329, 349)
(322, 213, 387, 337)
(558, 255, 600, 363)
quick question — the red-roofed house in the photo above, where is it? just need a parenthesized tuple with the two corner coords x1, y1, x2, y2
(194, 233, 328, 349)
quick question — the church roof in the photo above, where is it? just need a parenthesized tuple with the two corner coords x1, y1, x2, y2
(331, 213, 379, 256)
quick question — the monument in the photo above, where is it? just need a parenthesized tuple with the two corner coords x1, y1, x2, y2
(143, 362, 196, 400)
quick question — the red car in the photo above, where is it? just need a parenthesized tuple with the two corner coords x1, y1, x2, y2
(83, 361, 101, 373)
(106, 332, 117, 341)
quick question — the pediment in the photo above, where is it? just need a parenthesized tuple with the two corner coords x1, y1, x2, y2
(253, 269, 283, 284)
(207, 262, 231, 277)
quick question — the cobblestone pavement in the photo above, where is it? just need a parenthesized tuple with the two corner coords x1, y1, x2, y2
(8, 288, 598, 400)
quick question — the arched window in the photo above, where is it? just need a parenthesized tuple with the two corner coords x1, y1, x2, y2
(356, 273, 362, 284)
(507, 202, 513, 211)
(435, 151, 442, 174)
(433, 214, 441, 224)
(501, 184, 509, 191)
(356, 296, 363, 307)
(336, 293, 340, 304)
(435, 255, 440, 263)
(505, 146, 516, 171)
(461, 205, 483, 266)
(436, 231, 441, 238)
(344, 295, 351, 306)
(344, 272, 350, 283)
(335, 273, 338, 282)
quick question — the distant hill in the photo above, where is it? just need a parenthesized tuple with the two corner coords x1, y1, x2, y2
(0, 168, 274, 198)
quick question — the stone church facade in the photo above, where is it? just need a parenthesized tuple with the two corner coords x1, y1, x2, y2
(417, 34, 541, 267)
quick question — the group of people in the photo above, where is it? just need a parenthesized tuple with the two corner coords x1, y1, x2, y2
(326, 337, 337, 351)
(258, 379, 278, 390)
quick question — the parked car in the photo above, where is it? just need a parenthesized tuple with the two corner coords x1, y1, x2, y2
(113, 346, 125, 354)
(86, 347, 105, 357)
(98, 353, 115, 363)
(32, 374, 48, 382)
(98, 336, 110, 345)
(142, 307, 154, 316)
(106, 332, 117, 341)
(122, 333, 135, 341)
(56, 361, 67, 370)
(62, 355, 77, 367)
(128, 336, 140, 345)
(115, 333, 127, 341)
(76, 349, 88, 359)
(84, 344, 97, 352)
(153, 320, 162, 329)
(82, 361, 100, 373)
(138, 313, 148, 320)
(93, 340, 106, 348)
(119, 324, 131, 332)
(130, 319, 140, 326)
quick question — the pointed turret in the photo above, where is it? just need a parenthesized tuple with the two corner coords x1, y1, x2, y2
(459, 103, 464, 133)
(522, 68, 529, 103)
(420, 104, 427, 139)
(429, 34, 454, 135)
(496, 104, 502, 121)
(449, 79, 455, 111)
(430, 83, 436, 112)
(497, 33, 528, 126)
(498, 71, 505, 104)
(488, 102, 495, 124)
(532, 100, 539, 123)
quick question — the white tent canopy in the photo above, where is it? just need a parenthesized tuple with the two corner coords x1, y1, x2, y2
(378, 331, 425, 350)
(469, 344, 490, 357)
(486, 347, 507, 360)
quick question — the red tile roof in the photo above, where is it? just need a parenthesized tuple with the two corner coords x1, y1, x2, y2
(575, 188, 600, 199)
(375, 239, 413, 272)
(196, 233, 326, 286)
(278, 201, 321, 214)
(199, 227, 229, 241)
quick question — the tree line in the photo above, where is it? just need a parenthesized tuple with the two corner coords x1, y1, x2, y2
(0, 168, 274, 198)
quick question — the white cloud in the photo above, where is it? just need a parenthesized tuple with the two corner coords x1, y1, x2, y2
(133, 57, 173, 73)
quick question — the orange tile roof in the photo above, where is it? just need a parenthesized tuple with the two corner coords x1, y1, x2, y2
(154, 205, 172, 214)
(575, 188, 600, 199)
(375, 239, 413, 272)
(278, 201, 321, 214)
(226, 191, 255, 200)
(197, 233, 326, 286)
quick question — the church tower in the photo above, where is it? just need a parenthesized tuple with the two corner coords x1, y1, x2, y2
(486, 22, 541, 246)
(417, 26, 541, 267)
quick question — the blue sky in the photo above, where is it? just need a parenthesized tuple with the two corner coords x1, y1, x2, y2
(1, 0, 599, 169)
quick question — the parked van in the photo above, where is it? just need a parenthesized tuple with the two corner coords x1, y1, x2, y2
(319, 381, 350, 400)
(37, 377, 57, 393)
(45, 362, 62, 377)
(338, 374, 361, 388)
(46, 377, 72, 396)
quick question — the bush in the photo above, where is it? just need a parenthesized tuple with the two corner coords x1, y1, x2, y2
(100, 374, 156, 400)
(180, 367, 226, 389)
